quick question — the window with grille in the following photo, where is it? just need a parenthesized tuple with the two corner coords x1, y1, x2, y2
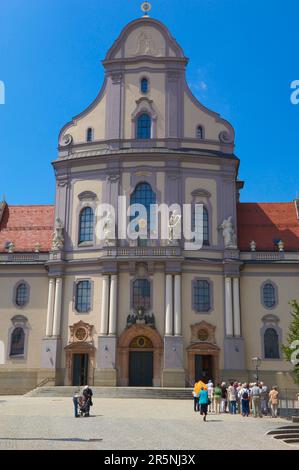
(191, 206, 209, 245)
(141, 78, 149, 94)
(194, 280, 211, 312)
(137, 113, 151, 139)
(264, 328, 280, 359)
(262, 283, 276, 308)
(15, 283, 29, 307)
(197, 126, 204, 139)
(86, 128, 93, 142)
(75, 280, 91, 313)
(10, 327, 25, 356)
(79, 207, 94, 243)
(133, 279, 151, 311)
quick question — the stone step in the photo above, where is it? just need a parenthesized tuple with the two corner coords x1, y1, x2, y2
(25, 386, 193, 399)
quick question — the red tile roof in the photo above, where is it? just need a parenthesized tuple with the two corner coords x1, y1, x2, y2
(0, 204, 54, 253)
(237, 202, 299, 252)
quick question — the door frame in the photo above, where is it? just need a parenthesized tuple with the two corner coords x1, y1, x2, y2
(65, 343, 95, 386)
(187, 343, 220, 385)
(129, 350, 154, 387)
(117, 324, 163, 387)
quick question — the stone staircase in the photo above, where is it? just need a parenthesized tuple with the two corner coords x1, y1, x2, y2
(25, 386, 193, 399)
(267, 425, 299, 445)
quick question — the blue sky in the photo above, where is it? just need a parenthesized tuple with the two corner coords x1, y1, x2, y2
(0, 0, 298, 205)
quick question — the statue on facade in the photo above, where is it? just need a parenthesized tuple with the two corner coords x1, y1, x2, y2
(250, 240, 257, 252)
(51, 218, 64, 251)
(168, 210, 181, 244)
(278, 240, 284, 252)
(219, 216, 237, 249)
(103, 212, 115, 246)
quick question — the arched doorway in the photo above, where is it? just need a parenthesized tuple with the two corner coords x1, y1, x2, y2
(187, 321, 220, 385)
(118, 324, 163, 387)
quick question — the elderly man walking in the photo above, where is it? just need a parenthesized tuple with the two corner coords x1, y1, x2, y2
(251, 382, 262, 418)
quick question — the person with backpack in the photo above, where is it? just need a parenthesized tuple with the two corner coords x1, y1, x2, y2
(239, 383, 250, 417)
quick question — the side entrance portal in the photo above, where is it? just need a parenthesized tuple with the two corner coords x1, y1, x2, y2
(195, 354, 213, 383)
(72, 353, 89, 386)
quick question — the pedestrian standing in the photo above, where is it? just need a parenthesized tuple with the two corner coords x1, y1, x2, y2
(260, 382, 269, 415)
(239, 383, 250, 417)
(220, 382, 227, 413)
(251, 382, 262, 418)
(207, 380, 214, 413)
(227, 382, 237, 414)
(213, 383, 222, 414)
(269, 386, 279, 418)
(192, 388, 199, 412)
(198, 386, 209, 422)
(73, 392, 80, 418)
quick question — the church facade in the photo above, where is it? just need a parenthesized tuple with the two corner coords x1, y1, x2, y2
(0, 15, 298, 394)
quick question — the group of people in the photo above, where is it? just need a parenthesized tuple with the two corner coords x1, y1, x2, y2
(193, 380, 280, 421)
(73, 385, 93, 418)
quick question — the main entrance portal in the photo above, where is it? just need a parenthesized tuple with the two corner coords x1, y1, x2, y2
(129, 351, 153, 386)
(117, 324, 163, 387)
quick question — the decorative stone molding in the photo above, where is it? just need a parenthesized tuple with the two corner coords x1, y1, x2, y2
(111, 72, 123, 84)
(191, 189, 211, 199)
(61, 134, 73, 146)
(117, 324, 163, 387)
(219, 130, 234, 144)
(132, 97, 158, 120)
(69, 321, 94, 344)
(78, 191, 97, 201)
(190, 321, 217, 344)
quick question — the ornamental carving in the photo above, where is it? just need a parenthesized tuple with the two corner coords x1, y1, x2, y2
(219, 131, 234, 144)
(191, 321, 216, 344)
(61, 134, 73, 146)
(134, 32, 162, 57)
(69, 321, 93, 344)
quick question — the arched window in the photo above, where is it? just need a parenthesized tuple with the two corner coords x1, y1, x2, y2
(137, 113, 151, 139)
(191, 205, 209, 245)
(133, 279, 151, 311)
(79, 207, 94, 244)
(264, 328, 280, 359)
(75, 280, 91, 313)
(86, 128, 93, 142)
(262, 282, 276, 308)
(140, 78, 149, 94)
(10, 327, 25, 357)
(197, 126, 204, 139)
(130, 182, 156, 242)
(15, 282, 29, 307)
(193, 280, 211, 312)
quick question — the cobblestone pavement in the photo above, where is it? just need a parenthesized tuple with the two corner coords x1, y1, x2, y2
(0, 396, 297, 450)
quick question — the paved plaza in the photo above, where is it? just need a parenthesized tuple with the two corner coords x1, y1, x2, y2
(0, 396, 297, 450)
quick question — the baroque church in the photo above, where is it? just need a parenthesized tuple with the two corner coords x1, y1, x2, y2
(0, 10, 298, 394)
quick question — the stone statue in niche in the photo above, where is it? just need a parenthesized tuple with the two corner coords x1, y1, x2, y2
(168, 210, 181, 244)
(219, 216, 237, 249)
(103, 212, 115, 246)
(51, 218, 64, 251)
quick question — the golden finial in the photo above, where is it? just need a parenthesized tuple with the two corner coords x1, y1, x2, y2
(141, 2, 152, 17)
